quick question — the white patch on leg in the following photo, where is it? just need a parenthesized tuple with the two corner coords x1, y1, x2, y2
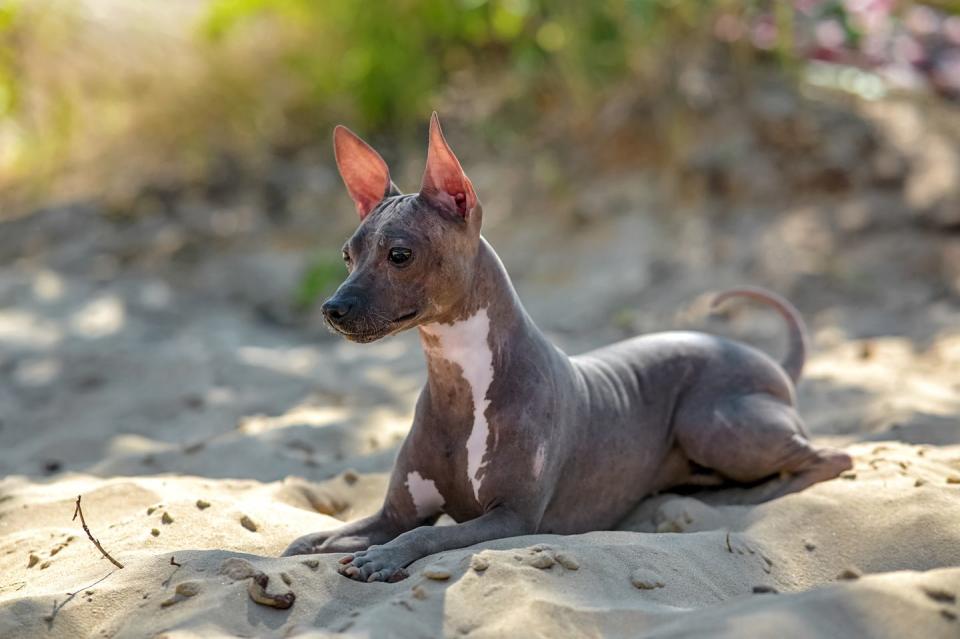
(405, 471, 444, 519)
(420, 309, 495, 502)
(533, 444, 546, 479)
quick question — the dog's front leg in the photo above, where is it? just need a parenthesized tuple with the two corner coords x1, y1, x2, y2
(281, 507, 417, 557)
(338, 507, 530, 582)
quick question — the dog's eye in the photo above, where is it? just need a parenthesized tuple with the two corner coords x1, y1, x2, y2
(341, 249, 350, 264)
(388, 247, 412, 266)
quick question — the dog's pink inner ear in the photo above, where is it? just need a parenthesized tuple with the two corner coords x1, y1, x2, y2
(420, 113, 477, 218)
(333, 125, 392, 219)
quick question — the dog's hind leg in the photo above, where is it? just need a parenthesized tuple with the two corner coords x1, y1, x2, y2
(674, 393, 852, 501)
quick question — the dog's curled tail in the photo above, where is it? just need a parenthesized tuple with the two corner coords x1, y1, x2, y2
(710, 286, 808, 384)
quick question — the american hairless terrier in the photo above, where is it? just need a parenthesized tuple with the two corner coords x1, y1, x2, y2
(282, 113, 853, 582)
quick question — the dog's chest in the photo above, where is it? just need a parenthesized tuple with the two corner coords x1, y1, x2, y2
(419, 310, 496, 505)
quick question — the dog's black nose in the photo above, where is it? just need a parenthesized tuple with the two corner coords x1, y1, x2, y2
(322, 297, 354, 322)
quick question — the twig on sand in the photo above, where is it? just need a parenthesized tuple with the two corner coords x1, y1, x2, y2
(72, 495, 124, 569)
(67, 570, 117, 597)
(162, 556, 185, 587)
(45, 570, 117, 628)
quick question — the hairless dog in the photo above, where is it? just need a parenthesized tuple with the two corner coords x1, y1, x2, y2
(282, 113, 853, 582)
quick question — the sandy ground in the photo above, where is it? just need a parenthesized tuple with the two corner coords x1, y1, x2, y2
(2, 125, 960, 638)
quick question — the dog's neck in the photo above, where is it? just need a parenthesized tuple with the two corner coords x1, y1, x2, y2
(418, 237, 547, 388)
(417, 238, 547, 497)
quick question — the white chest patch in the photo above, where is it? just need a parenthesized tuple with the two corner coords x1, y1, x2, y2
(405, 471, 444, 519)
(533, 443, 547, 479)
(421, 309, 495, 502)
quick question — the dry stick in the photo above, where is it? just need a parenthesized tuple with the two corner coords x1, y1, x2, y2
(66, 570, 116, 597)
(72, 495, 124, 569)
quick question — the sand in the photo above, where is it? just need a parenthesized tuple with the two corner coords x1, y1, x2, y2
(1, 439, 959, 638)
(2, 166, 960, 637)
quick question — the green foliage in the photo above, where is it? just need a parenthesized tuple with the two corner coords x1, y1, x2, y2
(199, 0, 745, 134)
(0, 1, 19, 119)
(296, 251, 346, 309)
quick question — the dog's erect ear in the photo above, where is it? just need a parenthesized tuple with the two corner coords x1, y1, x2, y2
(419, 112, 477, 218)
(333, 125, 395, 219)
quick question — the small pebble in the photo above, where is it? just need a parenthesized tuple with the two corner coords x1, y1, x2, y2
(240, 515, 258, 532)
(942, 609, 957, 621)
(195, 500, 211, 510)
(342, 470, 359, 485)
(423, 565, 451, 580)
(631, 569, 665, 590)
(281, 572, 292, 586)
(27, 554, 39, 568)
(922, 587, 956, 604)
(528, 553, 555, 569)
(470, 555, 489, 572)
(40, 561, 51, 570)
(837, 567, 861, 581)
(151, 528, 160, 537)
(804, 542, 816, 552)
(555, 552, 579, 570)
(752, 585, 778, 594)
(947, 476, 960, 485)
(915, 478, 928, 487)
(301, 559, 319, 571)
(219, 557, 257, 580)
(175, 581, 201, 597)
(247, 573, 295, 609)
(161, 512, 174, 525)
(840, 472, 857, 480)
(147, 507, 157, 516)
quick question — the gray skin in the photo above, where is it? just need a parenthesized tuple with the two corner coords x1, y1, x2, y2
(281, 114, 853, 582)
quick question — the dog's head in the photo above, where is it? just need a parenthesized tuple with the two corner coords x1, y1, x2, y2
(321, 113, 483, 343)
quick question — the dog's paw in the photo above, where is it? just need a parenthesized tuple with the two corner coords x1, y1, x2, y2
(282, 531, 376, 557)
(281, 532, 329, 557)
(338, 545, 409, 583)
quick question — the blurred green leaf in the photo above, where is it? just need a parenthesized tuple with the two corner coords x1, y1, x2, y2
(296, 252, 345, 309)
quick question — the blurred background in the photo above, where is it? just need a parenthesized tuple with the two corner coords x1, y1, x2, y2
(0, 0, 958, 480)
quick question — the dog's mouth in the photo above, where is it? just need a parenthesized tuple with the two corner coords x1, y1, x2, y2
(330, 309, 421, 343)
(392, 310, 419, 324)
